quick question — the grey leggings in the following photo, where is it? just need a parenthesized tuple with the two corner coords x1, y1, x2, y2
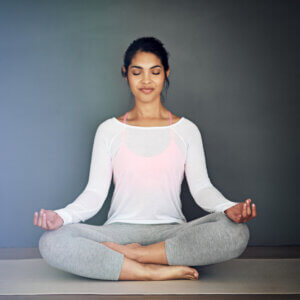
(39, 212, 250, 281)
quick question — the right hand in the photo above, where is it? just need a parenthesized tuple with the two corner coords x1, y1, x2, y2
(33, 208, 64, 231)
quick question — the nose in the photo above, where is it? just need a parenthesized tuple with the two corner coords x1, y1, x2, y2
(141, 72, 151, 84)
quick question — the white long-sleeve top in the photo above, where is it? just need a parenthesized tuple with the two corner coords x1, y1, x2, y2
(54, 115, 238, 225)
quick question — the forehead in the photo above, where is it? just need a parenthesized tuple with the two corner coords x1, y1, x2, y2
(130, 51, 162, 67)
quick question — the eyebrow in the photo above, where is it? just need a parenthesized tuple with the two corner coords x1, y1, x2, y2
(130, 65, 162, 69)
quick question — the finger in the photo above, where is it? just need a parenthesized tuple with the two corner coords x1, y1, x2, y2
(243, 202, 250, 222)
(42, 213, 47, 229)
(246, 199, 251, 215)
(33, 212, 38, 226)
(47, 219, 52, 230)
(246, 203, 257, 222)
(38, 209, 44, 227)
(248, 203, 256, 219)
(252, 203, 257, 217)
(242, 203, 247, 218)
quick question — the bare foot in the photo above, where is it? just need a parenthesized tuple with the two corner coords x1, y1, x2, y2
(145, 264, 199, 281)
(101, 241, 143, 261)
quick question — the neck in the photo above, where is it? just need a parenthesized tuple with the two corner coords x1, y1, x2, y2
(130, 104, 169, 120)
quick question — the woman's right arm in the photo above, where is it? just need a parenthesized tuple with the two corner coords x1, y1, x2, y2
(54, 122, 113, 225)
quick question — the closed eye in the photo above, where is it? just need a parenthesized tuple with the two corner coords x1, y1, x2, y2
(132, 72, 161, 76)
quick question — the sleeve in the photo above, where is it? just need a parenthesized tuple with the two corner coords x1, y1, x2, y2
(184, 123, 239, 214)
(54, 123, 113, 225)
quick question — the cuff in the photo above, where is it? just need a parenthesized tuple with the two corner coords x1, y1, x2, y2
(214, 201, 239, 214)
(53, 209, 73, 226)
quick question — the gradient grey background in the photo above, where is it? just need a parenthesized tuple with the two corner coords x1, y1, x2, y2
(0, 0, 299, 248)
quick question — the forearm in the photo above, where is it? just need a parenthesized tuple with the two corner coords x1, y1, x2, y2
(193, 184, 239, 214)
(54, 189, 105, 225)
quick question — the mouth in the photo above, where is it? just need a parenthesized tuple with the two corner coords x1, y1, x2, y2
(140, 88, 154, 94)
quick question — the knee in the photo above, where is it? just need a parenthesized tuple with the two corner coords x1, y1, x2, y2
(230, 222, 250, 258)
(38, 225, 74, 261)
(220, 213, 250, 257)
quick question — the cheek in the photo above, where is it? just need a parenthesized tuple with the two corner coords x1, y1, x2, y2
(155, 78, 165, 89)
(128, 78, 139, 90)
(157, 73, 166, 83)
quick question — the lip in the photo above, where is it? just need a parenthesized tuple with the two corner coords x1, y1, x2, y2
(140, 88, 154, 94)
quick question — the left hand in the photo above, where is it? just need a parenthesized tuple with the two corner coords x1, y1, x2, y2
(224, 198, 257, 223)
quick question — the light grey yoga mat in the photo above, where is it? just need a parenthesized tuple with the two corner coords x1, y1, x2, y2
(0, 258, 299, 295)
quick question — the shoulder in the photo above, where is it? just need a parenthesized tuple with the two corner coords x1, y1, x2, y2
(94, 117, 122, 143)
(96, 117, 114, 131)
(173, 116, 204, 147)
(177, 116, 202, 134)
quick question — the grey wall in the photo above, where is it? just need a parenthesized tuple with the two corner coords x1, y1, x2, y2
(0, 0, 298, 247)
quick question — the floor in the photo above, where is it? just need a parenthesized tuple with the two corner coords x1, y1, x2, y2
(0, 246, 299, 300)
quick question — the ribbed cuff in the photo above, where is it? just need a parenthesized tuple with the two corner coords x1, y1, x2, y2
(53, 209, 73, 225)
(214, 201, 239, 214)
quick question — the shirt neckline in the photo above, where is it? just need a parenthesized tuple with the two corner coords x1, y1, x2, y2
(112, 116, 185, 129)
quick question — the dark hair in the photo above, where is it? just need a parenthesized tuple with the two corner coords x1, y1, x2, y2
(121, 37, 170, 102)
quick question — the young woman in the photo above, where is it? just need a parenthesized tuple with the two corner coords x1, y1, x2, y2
(33, 37, 257, 281)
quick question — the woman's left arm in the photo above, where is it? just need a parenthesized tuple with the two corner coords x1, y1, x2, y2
(184, 121, 257, 224)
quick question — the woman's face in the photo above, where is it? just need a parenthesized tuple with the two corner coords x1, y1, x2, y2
(123, 51, 170, 103)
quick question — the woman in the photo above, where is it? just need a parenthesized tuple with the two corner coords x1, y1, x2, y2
(33, 37, 257, 281)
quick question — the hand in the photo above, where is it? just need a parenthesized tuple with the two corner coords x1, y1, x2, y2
(33, 208, 64, 231)
(224, 198, 257, 223)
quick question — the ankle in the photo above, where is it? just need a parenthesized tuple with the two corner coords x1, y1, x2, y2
(136, 243, 168, 265)
(118, 257, 150, 281)
(143, 263, 159, 280)
(136, 245, 148, 264)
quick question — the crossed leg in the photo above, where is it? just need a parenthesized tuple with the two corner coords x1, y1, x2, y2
(39, 220, 199, 281)
(102, 212, 250, 268)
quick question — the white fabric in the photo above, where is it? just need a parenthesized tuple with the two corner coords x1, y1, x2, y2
(54, 116, 238, 225)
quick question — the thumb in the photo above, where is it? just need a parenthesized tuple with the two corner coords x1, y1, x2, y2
(47, 219, 52, 229)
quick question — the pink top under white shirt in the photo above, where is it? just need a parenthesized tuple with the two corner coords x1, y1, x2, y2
(54, 112, 238, 225)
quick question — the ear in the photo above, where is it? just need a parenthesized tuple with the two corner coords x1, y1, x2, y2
(166, 68, 170, 78)
(122, 66, 127, 81)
